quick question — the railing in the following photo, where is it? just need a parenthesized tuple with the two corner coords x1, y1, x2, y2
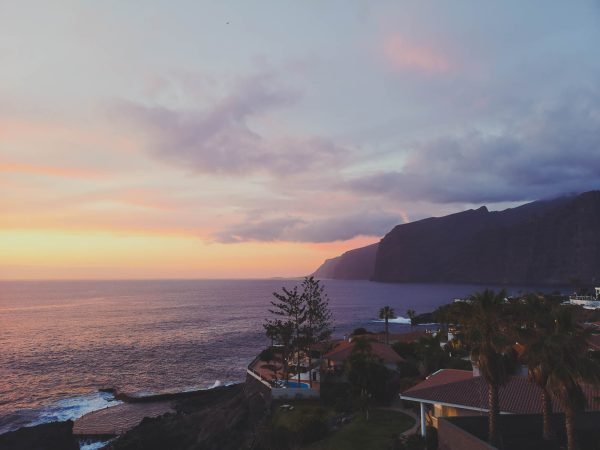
(246, 356, 274, 388)
(247, 354, 320, 399)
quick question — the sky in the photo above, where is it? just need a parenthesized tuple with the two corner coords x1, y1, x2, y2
(2, 1, 600, 279)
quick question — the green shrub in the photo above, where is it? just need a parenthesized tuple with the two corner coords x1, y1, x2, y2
(297, 415, 329, 444)
(259, 348, 276, 361)
(425, 426, 438, 450)
(403, 434, 426, 450)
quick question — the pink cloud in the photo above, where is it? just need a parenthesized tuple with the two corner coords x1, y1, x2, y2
(382, 34, 454, 74)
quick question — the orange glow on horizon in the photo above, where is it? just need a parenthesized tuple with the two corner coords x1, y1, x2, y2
(0, 230, 379, 280)
(0, 161, 105, 179)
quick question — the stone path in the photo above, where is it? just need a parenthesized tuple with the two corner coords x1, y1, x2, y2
(73, 401, 175, 437)
(376, 398, 421, 437)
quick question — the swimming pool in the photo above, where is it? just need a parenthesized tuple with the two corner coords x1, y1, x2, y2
(284, 381, 310, 389)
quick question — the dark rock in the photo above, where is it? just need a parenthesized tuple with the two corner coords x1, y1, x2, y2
(313, 243, 378, 279)
(413, 312, 435, 324)
(106, 381, 269, 450)
(0, 420, 79, 450)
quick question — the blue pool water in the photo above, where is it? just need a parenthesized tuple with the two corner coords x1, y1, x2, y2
(285, 381, 309, 389)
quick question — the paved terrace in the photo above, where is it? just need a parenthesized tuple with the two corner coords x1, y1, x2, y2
(73, 400, 175, 437)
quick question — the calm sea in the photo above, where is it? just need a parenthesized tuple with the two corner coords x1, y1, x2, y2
(0, 279, 558, 434)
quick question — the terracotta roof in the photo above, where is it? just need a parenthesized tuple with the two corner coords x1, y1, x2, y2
(512, 342, 526, 358)
(404, 369, 473, 393)
(322, 339, 405, 365)
(375, 330, 429, 344)
(588, 334, 600, 351)
(401, 369, 600, 414)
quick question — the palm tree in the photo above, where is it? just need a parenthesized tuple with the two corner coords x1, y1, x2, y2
(460, 289, 511, 446)
(378, 306, 396, 344)
(545, 308, 600, 450)
(511, 294, 562, 440)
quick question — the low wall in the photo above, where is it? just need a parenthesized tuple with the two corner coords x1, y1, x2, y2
(438, 418, 496, 450)
(246, 367, 319, 400)
(246, 368, 272, 389)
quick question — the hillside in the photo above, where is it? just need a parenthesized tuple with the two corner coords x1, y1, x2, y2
(313, 191, 600, 285)
(313, 243, 378, 279)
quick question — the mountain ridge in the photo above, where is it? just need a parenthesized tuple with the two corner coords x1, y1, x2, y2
(313, 191, 600, 285)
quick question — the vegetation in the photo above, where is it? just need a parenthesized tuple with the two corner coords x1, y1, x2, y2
(262, 284, 599, 450)
(378, 306, 396, 344)
(306, 408, 414, 450)
(345, 337, 391, 420)
(302, 276, 333, 387)
(467, 290, 511, 445)
(262, 402, 415, 450)
(393, 333, 471, 377)
(432, 290, 600, 450)
(544, 309, 600, 450)
(264, 277, 333, 384)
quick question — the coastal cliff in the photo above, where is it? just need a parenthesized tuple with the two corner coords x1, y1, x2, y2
(313, 243, 378, 279)
(313, 190, 600, 285)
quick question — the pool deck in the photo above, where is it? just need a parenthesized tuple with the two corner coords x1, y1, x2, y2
(249, 358, 320, 391)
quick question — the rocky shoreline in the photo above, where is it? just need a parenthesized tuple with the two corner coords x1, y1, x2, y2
(0, 378, 269, 450)
(0, 420, 80, 450)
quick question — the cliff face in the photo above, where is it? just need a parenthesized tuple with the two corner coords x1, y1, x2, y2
(314, 191, 600, 285)
(313, 243, 378, 279)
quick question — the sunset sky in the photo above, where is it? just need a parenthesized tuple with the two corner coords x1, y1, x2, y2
(2, 1, 600, 279)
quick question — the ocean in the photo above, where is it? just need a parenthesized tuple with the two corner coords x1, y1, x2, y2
(0, 279, 557, 434)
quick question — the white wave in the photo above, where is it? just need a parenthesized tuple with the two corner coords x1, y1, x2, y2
(0, 391, 122, 435)
(28, 391, 122, 428)
(371, 316, 411, 324)
(79, 439, 113, 450)
(208, 380, 223, 389)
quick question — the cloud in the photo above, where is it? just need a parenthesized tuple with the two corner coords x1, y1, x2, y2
(114, 72, 349, 175)
(0, 161, 105, 179)
(381, 34, 454, 74)
(345, 90, 600, 204)
(214, 210, 401, 243)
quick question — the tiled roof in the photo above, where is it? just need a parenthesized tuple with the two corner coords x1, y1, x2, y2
(373, 330, 428, 343)
(322, 339, 405, 365)
(401, 369, 600, 414)
(403, 369, 473, 393)
(588, 334, 600, 351)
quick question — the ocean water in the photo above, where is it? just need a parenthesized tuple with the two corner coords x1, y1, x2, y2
(0, 279, 553, 434)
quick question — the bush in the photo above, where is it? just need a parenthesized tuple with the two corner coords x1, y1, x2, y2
(352, 327, 370, 336)
(259, 348, 276, 361)
(398, 360, 420, 377)
(393, 341, 418, 360)
(257, 425, 294, 450)
(403, 434, 426, 450)
(320, 381, 352, 408)
(425, 426, 438, 450)
(445, 358, 472, 370)
(297, 415, 329, 444)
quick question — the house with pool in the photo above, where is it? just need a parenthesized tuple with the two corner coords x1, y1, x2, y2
(246, 335, 405, 400)
(247, 348, 321, 400)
